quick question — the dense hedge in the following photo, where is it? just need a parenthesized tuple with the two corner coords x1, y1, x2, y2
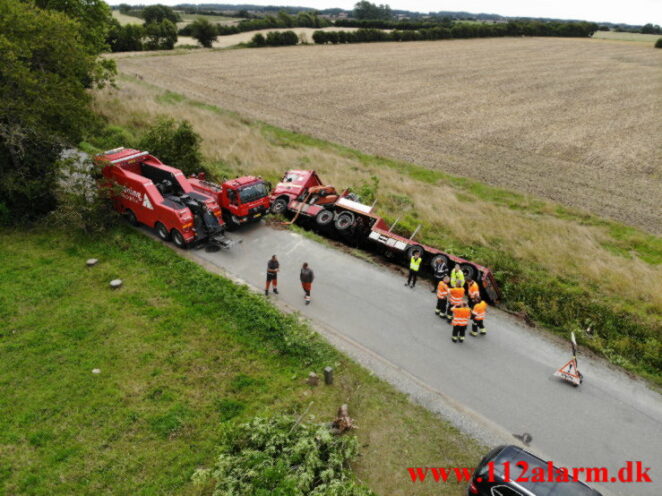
(314, 20, 599, 44)
(252, 30, 299, 46)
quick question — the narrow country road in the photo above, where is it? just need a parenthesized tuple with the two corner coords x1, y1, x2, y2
(157, 223, 661, 496)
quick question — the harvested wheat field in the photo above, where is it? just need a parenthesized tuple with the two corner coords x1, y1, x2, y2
(117, 37, 662, 232)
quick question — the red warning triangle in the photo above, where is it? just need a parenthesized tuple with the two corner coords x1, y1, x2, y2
(554, 358, 580, 379)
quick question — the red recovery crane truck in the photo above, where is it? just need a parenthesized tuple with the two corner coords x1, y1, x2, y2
(187, 172, 271, 229)
(270, 170, 500, 303)
(96, 148, 229, 249)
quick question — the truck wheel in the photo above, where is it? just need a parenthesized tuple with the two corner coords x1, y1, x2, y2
(406, 245, 423, 260)
(222, 212, 240, 231)
(125, 209, 138, 226)
(171, 229, 187, 249)
(334, 212, 355, 231)
(316, 209, 334, 226)
(430, 254, 449, 269)
(460, 263, 477, 280)
(271, 197, 288, 215)
(155, 222, 171, 241)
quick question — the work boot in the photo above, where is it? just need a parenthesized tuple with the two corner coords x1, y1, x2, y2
(435, 310, 440, 315)
(264, 289, 268, 296)
(273, 288, 279, 294)
(404, 282, 409, 287)
(305, 300, 310, 305)
(470, 331, 478, 337)
(459, 337, 465, 343)
(451, 337, 458, 343)
(480, 329, 487, 335)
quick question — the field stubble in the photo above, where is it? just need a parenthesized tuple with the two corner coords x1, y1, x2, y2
(115, 37, 662, 233)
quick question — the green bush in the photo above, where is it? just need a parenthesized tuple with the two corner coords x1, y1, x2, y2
(144, 19, 177, 50)
(192, 416, 374, 495)
(655, 38, 662, 48)
(251, 32, 266, 46)
(265, 30, 299, 46)
(138, 118, 203, 175)
(189, 17, 217, 48)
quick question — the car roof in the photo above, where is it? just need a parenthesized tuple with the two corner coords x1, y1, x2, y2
(491, 446, 601, 496)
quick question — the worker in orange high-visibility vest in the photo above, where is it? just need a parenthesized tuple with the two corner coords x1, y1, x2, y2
(467, 279, 480, 306)
(471, 300, 488, 336)
(435, 276, 450, 317)
(446, 282, 465, 322)
(451, 301, 471, 343)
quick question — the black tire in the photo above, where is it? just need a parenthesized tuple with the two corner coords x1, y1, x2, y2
(125, 209, 138, 226)
(222, 212, 240, 231)
(334, 211, 355, 231)
(155, 222, 170, 241)
(430, 254, 449, 269)
(406, 245, 424, 260)
(315, 209, 334, 226)
(171, 229, 187, 249)
(460, 263, 477, 280)
(271, 197, 288, 215)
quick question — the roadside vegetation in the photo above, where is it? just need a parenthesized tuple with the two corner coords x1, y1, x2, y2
(91, 77, 661, 384)
(0, 227, 484, 495)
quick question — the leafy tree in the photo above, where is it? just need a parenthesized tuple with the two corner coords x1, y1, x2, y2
(107, 19, 145, 52)
(251, 33, 266, 46)
(353, 1, 392, 20)
(277, 10, 293, 27)
(189, 17, 217, 48)
(33, 0, 114, 55)
(142, 4, 180, 24)
(118, 4, 131, 14)
(144, 19, 178, 50)
(0, 0, 114, 222)
(138, 119, 203, 176)
(641, 23, 662, 34)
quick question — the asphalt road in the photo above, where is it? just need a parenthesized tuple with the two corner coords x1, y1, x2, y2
(168, 222, 661, 496)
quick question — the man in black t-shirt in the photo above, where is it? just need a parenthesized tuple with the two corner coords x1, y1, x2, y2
(265, 255, 279, 296)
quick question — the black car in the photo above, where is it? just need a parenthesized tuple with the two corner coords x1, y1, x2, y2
(468, 445, 603, 496)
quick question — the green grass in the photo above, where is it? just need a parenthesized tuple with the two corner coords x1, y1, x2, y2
(0, 226, 485, 495)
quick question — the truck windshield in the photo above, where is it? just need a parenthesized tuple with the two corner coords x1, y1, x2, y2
(239, 182, 268, 203)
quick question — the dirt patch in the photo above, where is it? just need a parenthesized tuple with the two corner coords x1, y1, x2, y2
(117, 37, 662, 233)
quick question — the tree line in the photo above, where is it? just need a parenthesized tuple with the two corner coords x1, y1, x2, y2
(313, 20, 599, 45)
(209, 11, 331, 36)
(107, 4, 179, 52)
(335, 18, 453, 30)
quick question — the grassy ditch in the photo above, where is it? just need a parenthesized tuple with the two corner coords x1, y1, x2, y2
(89, 77, 662, 385)
(0, 227, 484, 495)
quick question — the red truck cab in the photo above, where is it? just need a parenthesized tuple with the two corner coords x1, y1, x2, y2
(189, 173, 271, 229)
(270, 170, 324, 214)
(96, 148, 225, 248)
